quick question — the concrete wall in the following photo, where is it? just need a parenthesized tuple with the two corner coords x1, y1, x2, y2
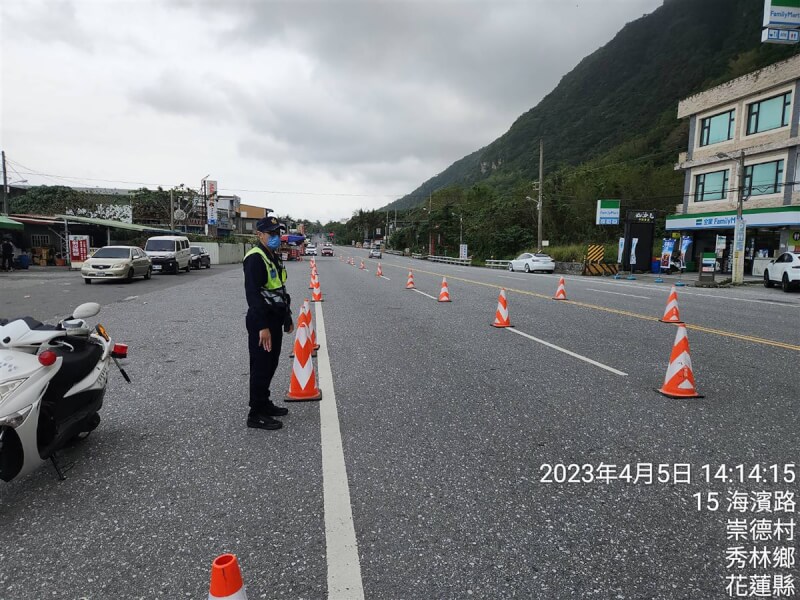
(200, 242, 247, 265)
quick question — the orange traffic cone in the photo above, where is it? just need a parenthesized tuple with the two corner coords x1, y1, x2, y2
(303, 298, 320, 352)
(659, 286, 684, 323)
(286, 323, 322, 401)
(405, 270, 415, 289)
(312, 279, 323, 302)
(438, 277, 451, 302)
(209, 554, 248, 599)
(308, 272, 316, 290)
(491, 289, 511, 328)
(360, 260, 366, 270)
(289, 300, 317, 357)
(553, 277, 567, 300)
(657, 324, 702, 399)
(376, 263, 383, 277)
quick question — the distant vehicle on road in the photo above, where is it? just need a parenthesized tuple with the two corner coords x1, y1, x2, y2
(763, 251, 800, 292)
(305, 244, 317, 256)
(189, 246, 211, 269)
(508, 253, 555, 273)
(321, 244, 334, 257)
(144, 235, 191, 274)
(81, 246, 152, 283)
(368, 248, 382, 259)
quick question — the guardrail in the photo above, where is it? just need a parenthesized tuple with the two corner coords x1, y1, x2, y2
(411, 252, 426, 259)
(384, 249, 404, 256)
(485, 259, 510, 269)
(427, 255, 472, 266)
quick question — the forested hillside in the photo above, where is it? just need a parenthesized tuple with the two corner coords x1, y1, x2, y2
(370, 0, 800, 259)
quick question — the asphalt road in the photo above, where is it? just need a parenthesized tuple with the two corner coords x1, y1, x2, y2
(1, 252, 798, 599)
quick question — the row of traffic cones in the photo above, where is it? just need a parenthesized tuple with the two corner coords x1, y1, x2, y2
(286, 261, 326, 401)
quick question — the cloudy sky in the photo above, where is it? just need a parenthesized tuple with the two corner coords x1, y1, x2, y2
(1, 0, 662, 224)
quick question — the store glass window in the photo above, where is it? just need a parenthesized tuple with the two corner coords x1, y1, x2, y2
(699, 110, 735, 146)
(744, 159, 784, 197)
(694, 169, 729, 202)
(746, 92, 791, 135)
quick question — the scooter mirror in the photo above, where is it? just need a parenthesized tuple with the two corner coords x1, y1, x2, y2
(71, 302, 101, 320)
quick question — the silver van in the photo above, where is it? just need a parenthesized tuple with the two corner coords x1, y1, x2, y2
(144, 235, 191, 274)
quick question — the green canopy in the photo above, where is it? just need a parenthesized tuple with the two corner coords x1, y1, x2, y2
(0, 215, 24, 230)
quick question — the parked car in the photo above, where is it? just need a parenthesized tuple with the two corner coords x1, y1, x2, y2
(321, 244, 334, 257)
(144, 235, 191, 274)
(189, 246, 211, 269)
(305, 244, 317, 256)
(369, 247, 382, 259)
(81, 246, 152, 284)
(763, 251, 800, 292)
(508, 252, 555, 273)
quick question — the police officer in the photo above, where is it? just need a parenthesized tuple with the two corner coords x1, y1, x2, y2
(243, 216, 293, 430)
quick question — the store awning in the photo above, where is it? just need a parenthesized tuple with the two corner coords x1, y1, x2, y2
(666, 206, 800, 230)
(55, 214, 177, 234)
(0, 215, 24, 230)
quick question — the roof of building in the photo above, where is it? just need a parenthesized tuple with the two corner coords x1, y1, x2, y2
(55, 214, 177, 233)
(678, 54, 800, 119)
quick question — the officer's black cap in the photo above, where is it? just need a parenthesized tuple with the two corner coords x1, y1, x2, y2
(256, 216, 281, 233)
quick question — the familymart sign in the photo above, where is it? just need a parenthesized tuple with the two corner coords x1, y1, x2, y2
(666, 206, 800, 230)
(764, 0, 800, 28)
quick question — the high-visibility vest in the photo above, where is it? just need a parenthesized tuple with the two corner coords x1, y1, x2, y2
(245, 246, 287, 290)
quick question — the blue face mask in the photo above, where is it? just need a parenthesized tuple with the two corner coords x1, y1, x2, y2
(267, 234, 281, 250)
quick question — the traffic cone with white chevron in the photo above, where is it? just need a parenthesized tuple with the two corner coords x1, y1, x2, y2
(303, 298, 320, 354)
(286, 323, 322, 401)
(438, 277, 451, 302)
(657, 324, 702, 399)
(405, 270, 415, 289)
(659, 285, 684, 323)
(553, 277, 567, 300)
(376, 263, 383, 277)
(491, 288, 512, 328)
(208, 554, 248, 600)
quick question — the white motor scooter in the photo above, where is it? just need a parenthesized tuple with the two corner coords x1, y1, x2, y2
(0, 302, 129, 481)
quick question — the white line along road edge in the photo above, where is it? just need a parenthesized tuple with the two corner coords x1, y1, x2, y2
(314, 302, 365, 599)
(506, 327, 628, 377)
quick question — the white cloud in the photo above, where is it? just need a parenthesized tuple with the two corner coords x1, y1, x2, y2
(1, 0, 663, 223)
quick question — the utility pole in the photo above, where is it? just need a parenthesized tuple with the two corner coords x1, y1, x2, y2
(538, 139, 544, 252)
(170, 188, 175, 231)
(428, 192, 433, 256)
(1, 150, 8, 215)
(732, 151, 746, 285)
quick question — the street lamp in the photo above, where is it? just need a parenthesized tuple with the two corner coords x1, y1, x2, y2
(716, 151, 748, 284)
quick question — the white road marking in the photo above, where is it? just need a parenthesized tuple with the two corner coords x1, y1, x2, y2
(586, 288, 651, 300)
(314, 303, 365, 600)
(499, 275, 521, 280)
(579, 279, 800, 307)
(505, 327, 628, 376)
(380, 275, 391, 281)
(412, 289, 438, 300)
(122, 295, 139, 302)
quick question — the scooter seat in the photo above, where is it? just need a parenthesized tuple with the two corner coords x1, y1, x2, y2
(0, 317, 59, 330)
(47, 336, 104, 393)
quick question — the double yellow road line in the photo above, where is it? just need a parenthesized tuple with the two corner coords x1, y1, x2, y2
(382, 263, 800, 353)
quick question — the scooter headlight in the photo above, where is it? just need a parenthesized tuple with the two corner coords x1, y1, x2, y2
(0, 403, 33, 428)
(0, 379, 27, 404)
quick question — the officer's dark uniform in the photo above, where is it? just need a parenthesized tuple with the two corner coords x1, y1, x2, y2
(243, 217, 292, 430)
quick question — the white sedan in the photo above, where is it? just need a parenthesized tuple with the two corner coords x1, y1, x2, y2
(508, 252, 555, 273)
(81, 246, 152, 283)
(763, 251, 800, 292)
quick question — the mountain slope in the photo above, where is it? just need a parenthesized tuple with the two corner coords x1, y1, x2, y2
(385, 0, 800, 212)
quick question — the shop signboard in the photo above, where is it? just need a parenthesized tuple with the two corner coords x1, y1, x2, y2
(596, 199, 620, 225)
(459, 244, 468, 259)
(68, 235, 90, 267)
(701, 252, 716, 273)
(763, 0, 800, 28)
